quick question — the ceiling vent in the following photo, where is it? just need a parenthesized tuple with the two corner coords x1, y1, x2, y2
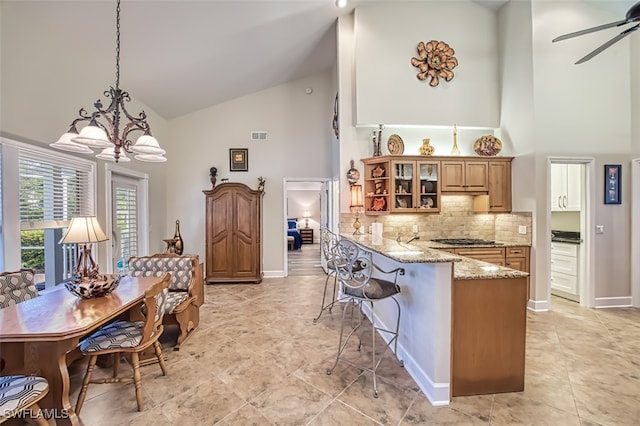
(251, 131, 268, 141)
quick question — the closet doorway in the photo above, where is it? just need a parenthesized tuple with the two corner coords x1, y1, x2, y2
(548, 158, 595, 307)
(283, 179, 333, 277)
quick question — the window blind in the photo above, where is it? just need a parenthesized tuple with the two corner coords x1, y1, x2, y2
(115, 183, 138, 265)
(19, 150, 94, 230)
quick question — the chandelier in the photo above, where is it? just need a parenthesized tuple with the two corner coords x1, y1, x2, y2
(51, 0, 166, 163)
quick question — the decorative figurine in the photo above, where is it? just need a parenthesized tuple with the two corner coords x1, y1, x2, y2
(209, 167, 218, 188)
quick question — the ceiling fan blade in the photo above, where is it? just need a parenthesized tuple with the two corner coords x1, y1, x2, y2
(553, 19, 629, 42)
(575, 23, 639, 64)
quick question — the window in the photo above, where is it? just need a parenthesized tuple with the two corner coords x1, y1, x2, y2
(113, 180, 138, 273)
(1, 137, 96, 287)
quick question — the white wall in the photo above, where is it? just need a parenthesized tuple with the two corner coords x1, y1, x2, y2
(166, 71, 335, 275)
(0, 1, 170, 267)
(354, 1, 500, 127)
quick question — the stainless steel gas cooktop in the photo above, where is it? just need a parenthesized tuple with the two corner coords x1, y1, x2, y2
(431, 238, 503, 246)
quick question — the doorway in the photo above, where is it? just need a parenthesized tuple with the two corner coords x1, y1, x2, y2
(631, 158, 640, 308)
(283, 178, 333, 277)
(548, 158, 595, 307)
(104, 164, 149, 274)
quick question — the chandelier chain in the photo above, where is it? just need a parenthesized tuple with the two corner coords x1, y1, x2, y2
(115, 0, 121, 90)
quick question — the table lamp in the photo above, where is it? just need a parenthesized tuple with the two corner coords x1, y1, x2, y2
(350, 184, 365, 235)
(59, 216, 108, 282)
(303, 210, 311, 228)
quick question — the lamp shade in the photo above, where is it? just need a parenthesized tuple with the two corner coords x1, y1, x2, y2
(134, 153, 167, 162)
(50, 131, 94, 154)
(59, 217, 108, 244)
(72, 124, 112, 148)
(303, 210, 311, 219)
(96, 147, 132, 162)
(350, 184, 364, 210)
(130, 134, 166, 155)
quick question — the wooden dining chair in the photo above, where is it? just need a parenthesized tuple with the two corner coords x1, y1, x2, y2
(75, 274, 170, 414)
(0, 375, 49, 425)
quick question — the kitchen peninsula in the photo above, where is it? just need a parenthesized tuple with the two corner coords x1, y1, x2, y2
(340, 233, 529, 404)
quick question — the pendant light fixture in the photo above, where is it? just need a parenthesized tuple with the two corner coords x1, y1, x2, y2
(51, 0, 166, 163)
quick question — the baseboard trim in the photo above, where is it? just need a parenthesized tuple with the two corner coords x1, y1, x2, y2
(263, 270, 285, 278)
(594, 296, 632, 308)
(360, 302, 451, 406)
(527, 299, 549, 312)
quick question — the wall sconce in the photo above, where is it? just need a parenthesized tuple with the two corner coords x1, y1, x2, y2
(303, 210, 311, 228)
(350, 184, 364, 235)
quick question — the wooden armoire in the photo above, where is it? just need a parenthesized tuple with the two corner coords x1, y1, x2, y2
(203, 182, 264, 283)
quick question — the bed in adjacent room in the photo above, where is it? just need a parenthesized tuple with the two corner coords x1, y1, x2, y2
(287, 218, 303, 250)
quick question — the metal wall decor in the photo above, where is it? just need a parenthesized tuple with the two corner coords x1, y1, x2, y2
(411, 40, 458, 87)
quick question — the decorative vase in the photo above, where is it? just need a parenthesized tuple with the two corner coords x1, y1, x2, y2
(173, 220, 184, 255)
(450, 124, 460, 156)
(419, 138, 435, 155)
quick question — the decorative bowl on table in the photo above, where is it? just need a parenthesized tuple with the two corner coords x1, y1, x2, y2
(65, 274, 122, 299)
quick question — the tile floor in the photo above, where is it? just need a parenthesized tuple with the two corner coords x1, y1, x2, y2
(66, 274, 640, 426)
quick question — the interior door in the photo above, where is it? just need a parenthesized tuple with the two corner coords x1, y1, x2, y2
(111, 176, 139, 273)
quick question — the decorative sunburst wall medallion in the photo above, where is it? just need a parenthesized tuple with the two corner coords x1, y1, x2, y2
(411, 40, 458, 87)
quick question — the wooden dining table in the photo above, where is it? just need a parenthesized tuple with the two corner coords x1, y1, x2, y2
(0, 276, 161, 426)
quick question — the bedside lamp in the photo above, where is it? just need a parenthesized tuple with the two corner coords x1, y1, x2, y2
(350, 185, 365, 235)
(303, 210, 311, 228)
(59, 216, 108, 281)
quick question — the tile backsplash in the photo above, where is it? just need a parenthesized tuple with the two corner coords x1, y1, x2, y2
(340, 195, 532, 245)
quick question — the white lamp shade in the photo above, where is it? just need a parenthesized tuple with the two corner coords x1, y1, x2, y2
(96, 147, 132, 162)
(303, 210, 311, 218)
(72, 125, 112, 148)
(59, 216, 108, 244)
(134, 153, 167, 162)
(130, 134, 165, 155)
(50, 132, 94, 154)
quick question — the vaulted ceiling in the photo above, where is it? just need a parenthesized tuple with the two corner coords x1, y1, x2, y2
(1, 0, 632, 120)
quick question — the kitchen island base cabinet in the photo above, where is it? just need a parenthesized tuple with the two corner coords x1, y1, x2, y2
(452, 277, 527, 396)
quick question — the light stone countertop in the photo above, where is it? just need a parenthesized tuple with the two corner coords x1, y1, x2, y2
(340, 234, 530, 281)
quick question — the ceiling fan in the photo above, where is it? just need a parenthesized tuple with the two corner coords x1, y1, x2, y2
(552, 1, 640, 64)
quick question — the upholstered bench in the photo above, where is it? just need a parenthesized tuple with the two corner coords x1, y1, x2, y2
(287, 236, 295, 250)
(128, 254, 204, 350)
(0, 269, 39, 309)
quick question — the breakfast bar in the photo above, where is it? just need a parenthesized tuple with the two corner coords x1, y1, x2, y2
(341, 233, 529, 404)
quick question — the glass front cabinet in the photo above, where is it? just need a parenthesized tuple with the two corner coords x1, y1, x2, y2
(391, 159, 440, 213)
(362, 156, 440, 214)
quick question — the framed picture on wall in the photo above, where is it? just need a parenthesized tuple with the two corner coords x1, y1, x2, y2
(230, 148, 248, 172)
(604, 164, 621, 205)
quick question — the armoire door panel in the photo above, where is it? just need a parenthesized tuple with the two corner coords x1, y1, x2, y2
(204, 182, 263, 283)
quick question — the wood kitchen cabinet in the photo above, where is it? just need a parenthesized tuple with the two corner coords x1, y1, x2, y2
(390, 159, 440, 213)
(446, 246, 530, 273)
(362, 156, 440, 214)
(362, 158, 391, 215)
(203, 182, 263, 284)
(487, 160, 512, 212)
(362, 155, 513, 214)
(550, 163, 581, 211)
(441, 160, 488, 192)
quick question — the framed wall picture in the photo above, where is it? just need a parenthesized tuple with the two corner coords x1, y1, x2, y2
(230, 148, 248, 172)
(604, 164, 621, 205)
